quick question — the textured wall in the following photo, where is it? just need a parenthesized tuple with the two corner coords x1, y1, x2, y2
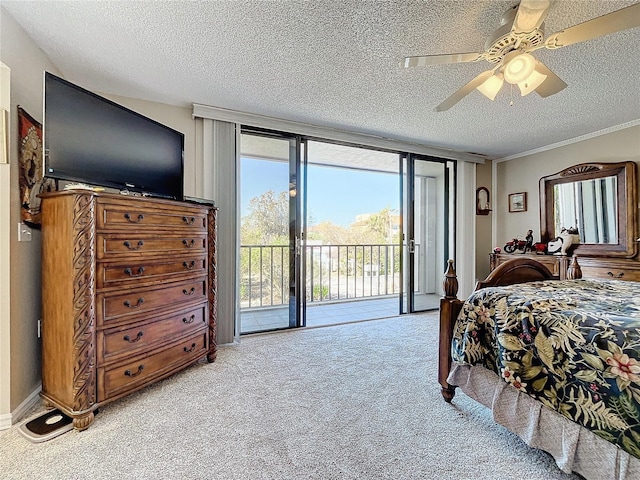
(475, 160, 493, 281)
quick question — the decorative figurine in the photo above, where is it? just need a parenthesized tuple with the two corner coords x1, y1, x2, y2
(504, 229, 535, 254)
(533, 242, 547, 254)
(503, 238, 524, 253)
(523, 229, 534, 253)
(476, 187, 492, 215)
(548, 227, 580, 255)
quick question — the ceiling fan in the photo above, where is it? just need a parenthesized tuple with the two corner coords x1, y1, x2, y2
(403, 0, 640, 111)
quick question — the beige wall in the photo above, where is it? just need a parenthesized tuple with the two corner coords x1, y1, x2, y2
(0, 7, 61, 414)
(495, 125, 640, 249)
(475, 160, 493, 281)
(0, 61, 10, 421)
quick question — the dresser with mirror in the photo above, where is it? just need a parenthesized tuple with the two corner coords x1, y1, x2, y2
(491, 161, 640, 281)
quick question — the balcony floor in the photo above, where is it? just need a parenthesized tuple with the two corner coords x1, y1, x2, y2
(240, 294, 440, 333)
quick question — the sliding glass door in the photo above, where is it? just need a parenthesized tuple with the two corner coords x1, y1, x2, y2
(239, 131, 453, 332)
(303, 141, 401, 326)
(239, 131, 304, 333)
(402, 156, 452, 313)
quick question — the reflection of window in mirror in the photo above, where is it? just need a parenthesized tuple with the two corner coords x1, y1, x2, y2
(553, 177, 618, 244)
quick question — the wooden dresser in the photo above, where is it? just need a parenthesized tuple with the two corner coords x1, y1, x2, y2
(40, 191, 217, 430)
(574, 257, 640, 282)
(490, 252, 640, 282)
(490, 252, 570, 279)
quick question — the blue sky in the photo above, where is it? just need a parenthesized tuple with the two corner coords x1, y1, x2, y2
(241, 158, 399, 227)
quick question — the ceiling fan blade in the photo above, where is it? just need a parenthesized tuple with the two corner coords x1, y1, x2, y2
(402, 52, 484, 68)
(533, 61, 567, 98)
(544, 3, 640, 49)
(512, 0, 552, 34)
(435, 70, 494, 112)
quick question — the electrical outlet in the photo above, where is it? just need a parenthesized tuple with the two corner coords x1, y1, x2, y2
(18, 223, 32, 242)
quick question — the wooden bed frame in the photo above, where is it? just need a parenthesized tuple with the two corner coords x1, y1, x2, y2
(438, 255, 582, 402)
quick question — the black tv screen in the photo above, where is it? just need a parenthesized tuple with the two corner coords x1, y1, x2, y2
(44, 72, 184, 199)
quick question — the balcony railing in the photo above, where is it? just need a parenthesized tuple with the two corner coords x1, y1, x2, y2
(240, 243, 418, 309)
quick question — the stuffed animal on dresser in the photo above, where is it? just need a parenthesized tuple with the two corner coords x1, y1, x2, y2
(547, 227, 580, 255)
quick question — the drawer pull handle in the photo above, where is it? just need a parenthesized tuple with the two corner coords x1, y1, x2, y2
(184, 343, 197, 353)
(183, 216, 196, 225)
(123, 331, 144, 343)
(123, 240, 144, 250)
(183, 315, 196, 324)
(183, 261, 196, 270)
(183, 288, 196, 296)
(124, 266, 145, 277)
(124, 213, 144, 223)
(124, 365, 144, 377)
(124, 298, 144, 309)
(182, 239, 196, 248)
(607, 271, 624, 278)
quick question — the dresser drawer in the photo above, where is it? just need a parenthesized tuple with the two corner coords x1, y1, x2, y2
(96, 200, 207, 232)
(96, 234, 207, 259)
(97, 305, 207, 364)
(580, 266, 640, 282)
(97, 331, 207, 401)
(97, 278, 208, 326)
(97, 255, 207, 289)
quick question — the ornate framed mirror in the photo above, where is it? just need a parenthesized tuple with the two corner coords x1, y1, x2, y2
(539, 161, 638, 258)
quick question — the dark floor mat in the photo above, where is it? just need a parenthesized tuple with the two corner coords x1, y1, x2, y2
(18, 409, 74, 443)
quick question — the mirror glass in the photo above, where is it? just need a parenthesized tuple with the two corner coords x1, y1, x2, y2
(552, 176, 618, 244)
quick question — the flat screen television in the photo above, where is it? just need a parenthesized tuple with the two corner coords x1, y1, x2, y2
(44, 72, 184, 200)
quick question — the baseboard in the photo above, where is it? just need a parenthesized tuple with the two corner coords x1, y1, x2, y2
(0, 412, 11, 430)
(0, 384, 42, 430)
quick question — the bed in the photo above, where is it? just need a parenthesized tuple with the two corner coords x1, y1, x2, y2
(439, 256, 640, 480)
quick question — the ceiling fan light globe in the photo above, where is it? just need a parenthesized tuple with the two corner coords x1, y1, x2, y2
(504, 52, 536, 84)
(477, 73, 504, 101)
(518, 70, 548, 96)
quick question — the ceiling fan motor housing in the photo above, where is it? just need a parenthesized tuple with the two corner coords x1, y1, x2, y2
(484, 7, 545, 63)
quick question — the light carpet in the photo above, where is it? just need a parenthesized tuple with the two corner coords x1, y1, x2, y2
(0, 313, 579, 480)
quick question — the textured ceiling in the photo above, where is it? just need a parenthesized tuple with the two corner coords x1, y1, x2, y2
(2, 0, 640, 160)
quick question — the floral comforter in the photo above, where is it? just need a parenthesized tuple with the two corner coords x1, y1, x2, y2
(452, 279, 640, 459)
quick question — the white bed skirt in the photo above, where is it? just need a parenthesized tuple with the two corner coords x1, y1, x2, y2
(448, 364, 640, 480)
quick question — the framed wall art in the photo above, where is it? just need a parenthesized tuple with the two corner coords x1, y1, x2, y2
(508, 192, 527, 212)
(18, 106, 56, 227)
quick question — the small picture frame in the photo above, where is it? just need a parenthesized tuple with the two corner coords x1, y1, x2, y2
(508, 192, 527, 212)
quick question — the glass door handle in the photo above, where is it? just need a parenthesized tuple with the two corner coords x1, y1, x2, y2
(408, 239, 415, 254)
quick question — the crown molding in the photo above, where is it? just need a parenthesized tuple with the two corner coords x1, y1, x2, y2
(494, 119, 640, 163)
